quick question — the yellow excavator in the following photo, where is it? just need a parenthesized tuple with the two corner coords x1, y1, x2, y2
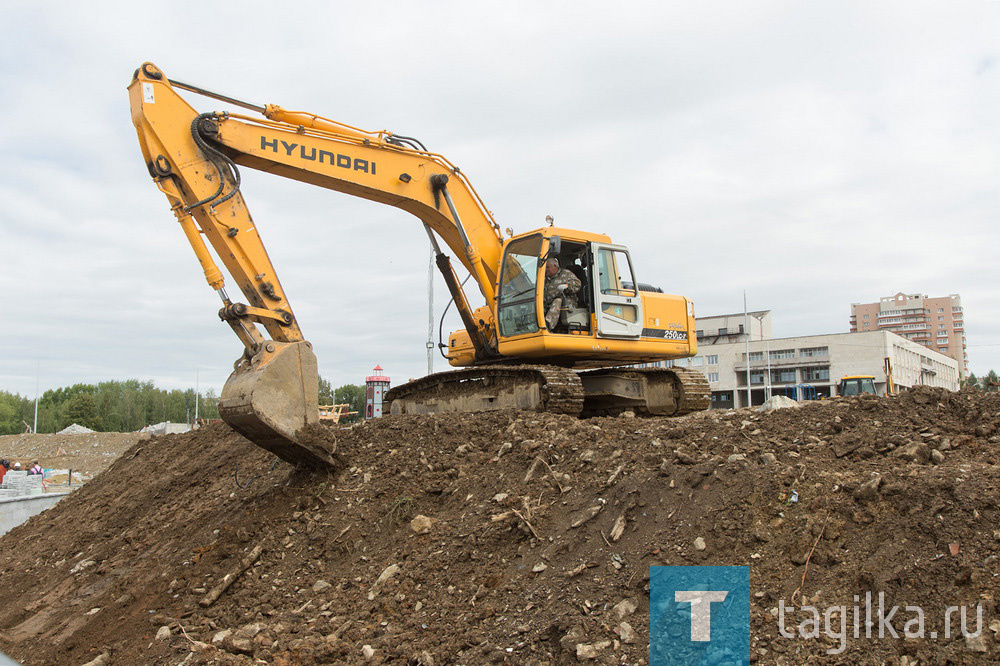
(128, 63, 709, 468)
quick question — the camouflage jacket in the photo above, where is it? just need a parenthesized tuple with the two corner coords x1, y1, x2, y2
(544, 268, 583, 310)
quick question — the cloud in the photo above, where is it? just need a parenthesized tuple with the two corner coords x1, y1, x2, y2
(1, 1, 999, 403)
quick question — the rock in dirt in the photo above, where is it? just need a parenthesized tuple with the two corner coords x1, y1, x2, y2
(234, 622, 262, 639)
(80, 652, 111, 666)
(854, 474, 882, 502)
(613, 597, 640, 619)
(155, 626, 171, 641)
(228, 636, 254, 655)
(410, 514, 437, 534)
(894, 441, 932, 463)
(965, 632, 988, 653)
(368, 563, 401, 600)
(576, 641, 612, 659)
(619, 621, 638, 644)
(570, 504, 603, 528)
(560, 625, 586, 653)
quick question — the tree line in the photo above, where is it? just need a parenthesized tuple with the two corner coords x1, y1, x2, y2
(0, 377, 366, 435)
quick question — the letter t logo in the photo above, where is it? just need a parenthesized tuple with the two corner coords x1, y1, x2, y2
(675, 591, 729, 641)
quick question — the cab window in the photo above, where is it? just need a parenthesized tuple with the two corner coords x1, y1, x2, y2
(596, 248, 637, 297)
(498, 235, 542, 337)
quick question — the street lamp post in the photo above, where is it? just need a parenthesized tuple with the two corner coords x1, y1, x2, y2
(743, 294, 751, 408)
(751, 312, 771, 401)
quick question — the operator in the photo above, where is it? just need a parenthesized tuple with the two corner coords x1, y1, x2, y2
(543, 257, 582, 331)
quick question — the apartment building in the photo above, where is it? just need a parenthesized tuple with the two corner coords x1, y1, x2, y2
(850, 293, 967, 378)
(645, 311, 960, 409)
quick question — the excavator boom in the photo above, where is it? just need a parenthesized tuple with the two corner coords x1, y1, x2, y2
(128, 63, 506, 467)
(129, 65, 339, 467)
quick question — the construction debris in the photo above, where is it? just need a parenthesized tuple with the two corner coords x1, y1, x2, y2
(57, 424, 95, 435)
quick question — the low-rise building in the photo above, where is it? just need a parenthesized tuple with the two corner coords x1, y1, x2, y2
(647, 311, 960, 408)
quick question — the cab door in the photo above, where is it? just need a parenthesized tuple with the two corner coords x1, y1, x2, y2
(592, 244, 643, 339)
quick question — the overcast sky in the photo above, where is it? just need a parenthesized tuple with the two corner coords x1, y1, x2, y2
(2, 1, 998, 401)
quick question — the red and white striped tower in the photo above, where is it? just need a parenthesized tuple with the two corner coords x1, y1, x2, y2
(365, 364, 391, 419)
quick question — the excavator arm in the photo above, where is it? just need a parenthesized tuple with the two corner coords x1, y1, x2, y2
(128, 62, 504, 467)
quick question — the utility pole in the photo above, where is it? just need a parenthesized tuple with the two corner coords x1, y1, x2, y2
(195, 370, 200, 423)
(751, 311, 771, 400)
(743, 292, 751, 408)
(765, 337, 772, 400)
(427, 246, 434, 376)
(33, 360, 39, 433)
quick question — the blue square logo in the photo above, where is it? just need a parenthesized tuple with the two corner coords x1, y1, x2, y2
(650, 566, 751, 665)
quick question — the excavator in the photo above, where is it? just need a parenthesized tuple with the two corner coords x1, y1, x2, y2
(128, 63, 709, 469)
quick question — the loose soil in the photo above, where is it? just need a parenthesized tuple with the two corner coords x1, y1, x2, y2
(0, 387, 998, 665)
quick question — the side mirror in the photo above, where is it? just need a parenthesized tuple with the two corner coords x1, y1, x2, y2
(538, 236, 561, 269)
(548, 236, 561, 257)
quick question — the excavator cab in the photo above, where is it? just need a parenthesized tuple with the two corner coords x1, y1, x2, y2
(482, 228, 695, 368)
(837, 375, 878, 397)
(496, 233, 646, 340)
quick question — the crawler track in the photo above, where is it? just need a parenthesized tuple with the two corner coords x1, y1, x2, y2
(385, 365, 585, 416)
(386, 364, 711, 419)
(658, 366, 712, 415)
(578, 365, 711, 417)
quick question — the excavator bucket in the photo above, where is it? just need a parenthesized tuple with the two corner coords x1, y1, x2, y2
(218, 341, 338, 469)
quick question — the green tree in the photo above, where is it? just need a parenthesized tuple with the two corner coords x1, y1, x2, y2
(334, 384, 366, 423)
(318, 376, 334, 405)
(198, 389, 220, 420)
(3, 379, 225, 433)
(63, 393, 104, 431)
(0, 392, 23, 435)
(985, 370, 1000, 392)
(963, 373, 979, 389)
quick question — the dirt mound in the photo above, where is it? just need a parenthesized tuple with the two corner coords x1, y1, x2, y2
(0, 431, 149, 480)
(0, 387, 998, 665)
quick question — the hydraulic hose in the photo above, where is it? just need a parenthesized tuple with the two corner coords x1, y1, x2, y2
(184, 113, 243, 211)
(438, 273, 472, 359)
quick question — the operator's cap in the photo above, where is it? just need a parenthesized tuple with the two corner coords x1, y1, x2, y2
(13, 462, 21, 469)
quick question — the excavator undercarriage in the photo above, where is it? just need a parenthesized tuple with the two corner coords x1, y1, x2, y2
(386, 365, 710, 419)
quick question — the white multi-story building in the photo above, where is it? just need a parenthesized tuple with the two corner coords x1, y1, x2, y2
(647, 311, 960, 408)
